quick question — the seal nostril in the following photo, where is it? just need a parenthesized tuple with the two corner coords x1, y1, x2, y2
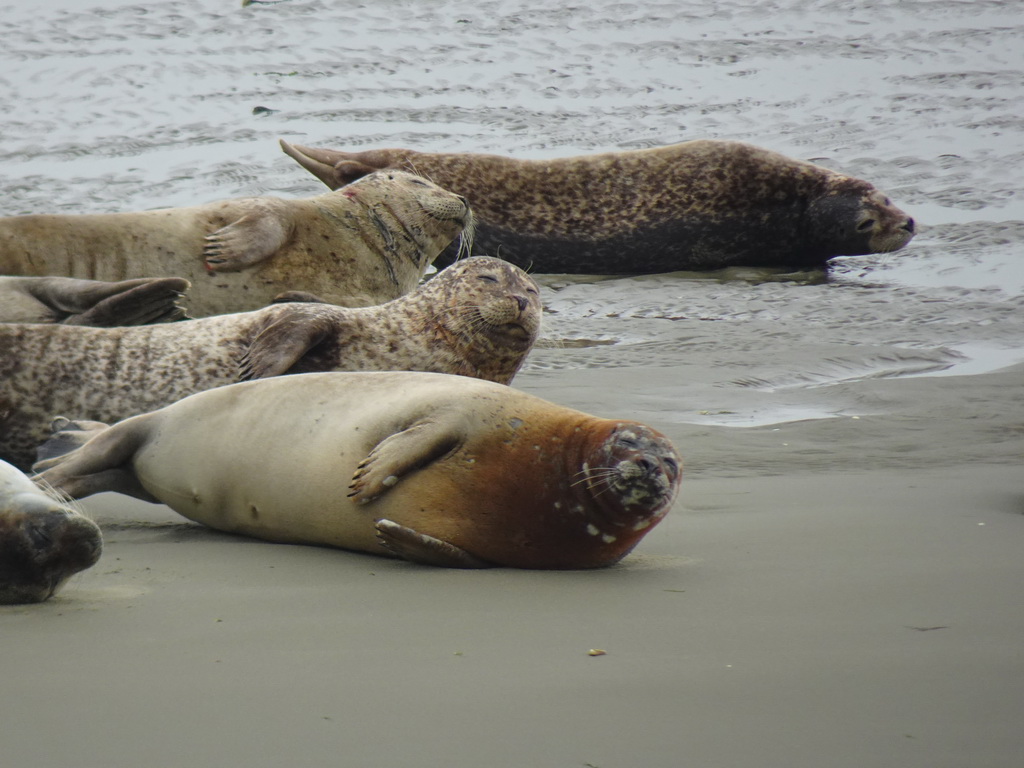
(514, 295, 528, 312)
(903, 217, 915, 233)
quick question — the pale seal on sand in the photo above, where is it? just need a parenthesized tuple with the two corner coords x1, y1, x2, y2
(0, 276, 189, 325)
(34, 371, 682, 569)
(281, 138, 915, 274)
(0, 170, 470, 317)
(0, 257, 540, 470)
(0, 457, 102, 603)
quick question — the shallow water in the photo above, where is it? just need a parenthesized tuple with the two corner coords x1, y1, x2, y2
(2, 1, 1021, 445)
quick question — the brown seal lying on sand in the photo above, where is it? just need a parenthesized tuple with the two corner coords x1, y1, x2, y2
(0, 171, 471, 316)
(0, 257, 540, 470)
(33, 371, 682, 569)
(0, 457, 102, 603)
(281, 138, 915, 274)
(0, 276, 189, 325)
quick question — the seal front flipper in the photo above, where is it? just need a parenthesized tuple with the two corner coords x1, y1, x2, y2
(238, 306, 340, 380)
(203, 198, 294, 273)
(347, 419, 466, 503)
(375, 519, 491, 568)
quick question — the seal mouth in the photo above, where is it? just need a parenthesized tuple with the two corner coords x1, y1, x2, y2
(488, 321, 531, 341)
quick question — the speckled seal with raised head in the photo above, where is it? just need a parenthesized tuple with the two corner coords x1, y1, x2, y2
(34, 371, 682, 569)
(0, 257, 540, 470)
(0, 457, 102, 603)
(0, 276, 189, 325)
(0, 170, 470, 316)
(281, 138, 915, 274)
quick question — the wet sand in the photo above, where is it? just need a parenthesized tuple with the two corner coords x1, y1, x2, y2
(2, 1, 1023, 766)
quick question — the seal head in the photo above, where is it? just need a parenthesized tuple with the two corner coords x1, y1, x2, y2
(580, 422, 680, 535)
(804, 179, 914, 257)
(0, 459, 102, 603)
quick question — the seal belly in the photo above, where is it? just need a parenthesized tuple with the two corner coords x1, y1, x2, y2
(443, 214, 814, 274)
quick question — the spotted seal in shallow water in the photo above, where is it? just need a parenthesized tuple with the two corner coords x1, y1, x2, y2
(281, 138, 915, 274)
(33, 371, 682, 569)
(0, 457, 101, 603)
(0, 276, 189, 325)
(0, 257, 540, 470)
(0, 170, 470, 316)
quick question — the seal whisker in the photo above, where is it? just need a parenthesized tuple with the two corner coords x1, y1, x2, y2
(569, 468, 619, 488)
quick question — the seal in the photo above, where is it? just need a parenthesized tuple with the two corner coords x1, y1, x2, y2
(0, 170, 471, 317)
(0, 276, 189, 325)
(0, 257, 541, 470)
(33, 371, 682, 569)
(281, 138, 916, 274)
(0, 457, 102, 603)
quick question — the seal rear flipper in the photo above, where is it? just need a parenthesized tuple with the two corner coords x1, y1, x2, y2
(63, 277, 191, 326)
(375, 519, 491, 568)
(347, 419, 465, 503)
(34, 417, 112, 465)
(238, 307, 339, 380)
(279, 139, 377, 190)
(31, 417, 158, 503)
(203, 198, 293, 273)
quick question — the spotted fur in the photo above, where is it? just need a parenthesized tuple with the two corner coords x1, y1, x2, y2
(0, 171, 470, 317)
(0, 257, 540, 469)
(282, 138, 915, 273)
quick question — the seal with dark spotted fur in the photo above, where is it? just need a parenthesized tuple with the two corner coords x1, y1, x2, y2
(34, 371, 681, 569)
(0, 276, 189, 325)
(0, 171, 470, 317)
(281, 138, 915, 274)
(0, 457, 102, 603)
(0, 257, 540, 470)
